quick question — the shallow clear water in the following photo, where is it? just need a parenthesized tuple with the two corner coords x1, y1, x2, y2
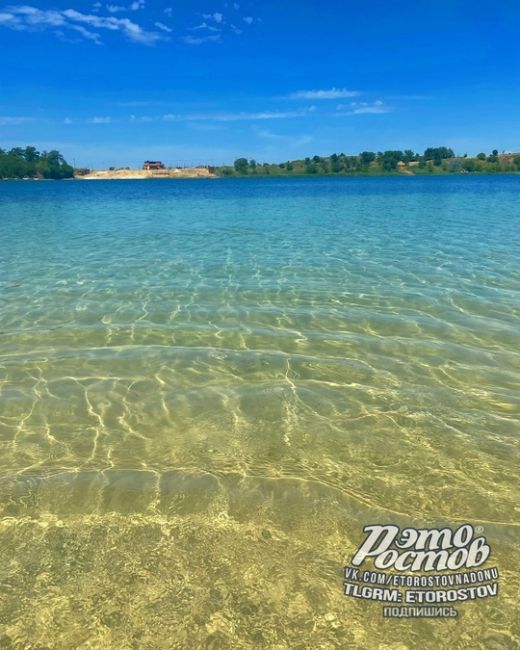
(0, 176, 519, 648)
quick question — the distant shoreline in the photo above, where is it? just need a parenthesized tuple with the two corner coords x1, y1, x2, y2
(3, 170, 520, 182)
(3, 146, 520, 181)
(80, 169, 519, 180)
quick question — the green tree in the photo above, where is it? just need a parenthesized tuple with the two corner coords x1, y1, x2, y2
(44, 150, 65, 165)
(462, 159, 477, 172)
(476, 153, 486, 161)
(0, 145, 73, 179)
(233, 158, 249, 174)
(329, 154, 340, 172)
(360, 151, 376, 166)
(8, 147, 25, 159)
(379, 150, 404, 171)
(424, 147, 455, 164)
(24, 146, 40, 162)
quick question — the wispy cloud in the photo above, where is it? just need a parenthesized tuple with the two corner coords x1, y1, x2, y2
(70, 24, 102, 43)
(185, 4, 257, 44)
(105, 0, 144, 12)
(203, 12, 223, 23)
(189, 21, 220, 32)
(290, 88, 361, 100)
(62, 8, 160, 43)
(183, 33, 221, 45)
(130, 114, 153, 122)
(0, 10, 19, 25)
(0, 116, 33, 125)
(162, 107, 316, 122)
(1, 5, 161, 44)
(104, 0, 145, 14)
(154, 21, 172, 33)
(106, 4, 125, 13)
(88, 116, 111, 123)
(336, 100, 391, 115)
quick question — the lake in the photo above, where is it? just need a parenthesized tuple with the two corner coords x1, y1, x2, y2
(0, 176, 518, 648)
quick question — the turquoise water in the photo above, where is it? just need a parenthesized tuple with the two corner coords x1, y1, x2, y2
(0, 176, 519, 648)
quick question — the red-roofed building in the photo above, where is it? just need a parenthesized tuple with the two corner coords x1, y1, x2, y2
(143, 161, 165, 170)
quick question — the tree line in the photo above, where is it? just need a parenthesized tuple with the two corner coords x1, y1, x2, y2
(219, 147, 520, 177)
(0, 146, 74, 179)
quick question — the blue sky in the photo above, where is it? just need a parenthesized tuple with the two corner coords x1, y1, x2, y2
(1, 0, 519, 167)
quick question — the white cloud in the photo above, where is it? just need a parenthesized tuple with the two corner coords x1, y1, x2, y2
(0, 11, 20, 25)
(352, 106, 390, 115)
(88, 116, 111, 123)
(106, 4, 125, 13)
(336, 100, 391, 115)
(71, 24, 102, 43)
(6, 6, 66, 26)
(189, 21, 219, 32)
(154, 21, 172, 33)
(0, 116, 32, 125)
(1, 5, 161, 44)
(104, 0, 143, 11)
(162, 107, 316, 122)
(203, 11, 223, 23)
(63, 9, 159, 43)
(290, 88, 361, 100)
(190, 7, 257, 41)
(183, 33, 221, 45)
(164, 7, 172, 16)
(64, 117, 73, 124)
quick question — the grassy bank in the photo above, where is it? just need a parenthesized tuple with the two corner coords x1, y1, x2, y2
(215, 148, 520, 178)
